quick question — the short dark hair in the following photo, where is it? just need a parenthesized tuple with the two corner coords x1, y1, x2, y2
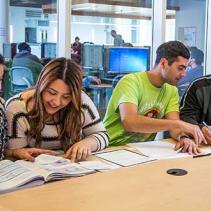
(190, 47, 204, 65)
(18, 42, 31, 52)
(111, 30, 116, 34)
(75, 36, 80, 41)
(155, 41, 190, 66)
(0, 54, 4, 64)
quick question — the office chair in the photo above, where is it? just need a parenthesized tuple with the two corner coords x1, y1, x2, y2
(10, 66, 34, 95)
(112, 74, 124, 88)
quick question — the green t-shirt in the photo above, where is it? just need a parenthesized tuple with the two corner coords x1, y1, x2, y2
(103, 72, 179, 146)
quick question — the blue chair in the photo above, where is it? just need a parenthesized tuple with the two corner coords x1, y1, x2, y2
(10, 66, 34, 95)
(112, 74, 124, 88)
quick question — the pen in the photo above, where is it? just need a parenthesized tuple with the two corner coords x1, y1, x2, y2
(202, 121, 211, 130)
(193, 153, 211, 158)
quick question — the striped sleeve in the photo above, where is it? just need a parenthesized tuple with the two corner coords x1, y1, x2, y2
(81, 92, 109, 151)
(5, 96, 30, 149)
(0, 98, 8, 160)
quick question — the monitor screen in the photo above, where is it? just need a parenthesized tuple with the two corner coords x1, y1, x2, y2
(28, 43, 42, 58)
(108, 47, 150, 73)
(83, 44, 103, 69)
(3, 43, 12, 59)
(3, 43, 17, 60)
(42, 43, 56, 58)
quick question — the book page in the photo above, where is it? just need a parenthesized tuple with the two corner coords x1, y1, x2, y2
(128, 141, 191, 159)
(16, 154, 95, 181)
(79, 160, 120, 171)
(16, 159, 51, 181)
(0, 160, 44, 193)
(95, 149, 155, 167)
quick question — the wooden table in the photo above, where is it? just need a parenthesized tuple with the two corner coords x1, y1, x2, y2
(1, 153, 211, 211)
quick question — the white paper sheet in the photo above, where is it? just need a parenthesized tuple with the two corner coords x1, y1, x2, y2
(128, 141, 191, 159)
(95, 149, 155, 167)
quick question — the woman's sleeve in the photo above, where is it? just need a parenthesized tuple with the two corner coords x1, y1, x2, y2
(6, 100, 30, 149)
(0, 98, 8, 160)
(81, 92, 109, 151)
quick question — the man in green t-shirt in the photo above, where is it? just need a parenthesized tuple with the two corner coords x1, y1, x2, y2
(103, 41, 206, 154)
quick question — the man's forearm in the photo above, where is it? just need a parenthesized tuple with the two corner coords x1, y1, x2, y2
(121, 115, 180, 134)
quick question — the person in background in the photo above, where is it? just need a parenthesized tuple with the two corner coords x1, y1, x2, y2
(178, 47, 204, 97)
(12, 42, 43, 83)
(5, 58, 108, 162)
(71, 36, 82, 65)
(83, 76, 101, 87)
(104, 41, 206, 155)
(110, 30, 124, 47)
(0, 56, 7, 160)
(41, 58, 52, 66)
(71, 37, 101, 87)
(180, 76, 211, 145)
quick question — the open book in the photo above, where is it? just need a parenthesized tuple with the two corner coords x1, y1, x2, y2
(0, 154, 95, 194)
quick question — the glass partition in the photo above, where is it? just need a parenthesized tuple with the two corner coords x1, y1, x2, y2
(165, 0, 206, 98)
(9, 0, 57, 59)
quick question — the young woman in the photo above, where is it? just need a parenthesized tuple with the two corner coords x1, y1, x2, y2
(5, 58, 108, 161)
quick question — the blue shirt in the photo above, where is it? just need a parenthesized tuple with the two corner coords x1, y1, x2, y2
(178, 65, 203, 98)
(83, 76, 93, 87)
(178, 65, 203, 86)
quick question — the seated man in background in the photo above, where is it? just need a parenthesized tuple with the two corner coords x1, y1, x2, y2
(180, 76, 211, 145)
(178, 47, 204, 97)
(104, 41, 206, 154)
(12, 42, 43, 83)
(83, 76, 101, 87)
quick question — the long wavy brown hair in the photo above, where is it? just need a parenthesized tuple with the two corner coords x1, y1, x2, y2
(26, 58, 83, 151)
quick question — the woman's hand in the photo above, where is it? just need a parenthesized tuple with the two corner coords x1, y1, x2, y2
(64, 139, 94, 162)
(8, 148, 55, 162)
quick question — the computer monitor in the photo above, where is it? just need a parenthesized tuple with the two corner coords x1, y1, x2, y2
(108, 47, 150, 73)
(28, 43, 42, 58)
(42, 43, 57, 58)
(82, 44, 104, 70)
(3, 43, 17, 60)
(3, 44, 12, 60)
